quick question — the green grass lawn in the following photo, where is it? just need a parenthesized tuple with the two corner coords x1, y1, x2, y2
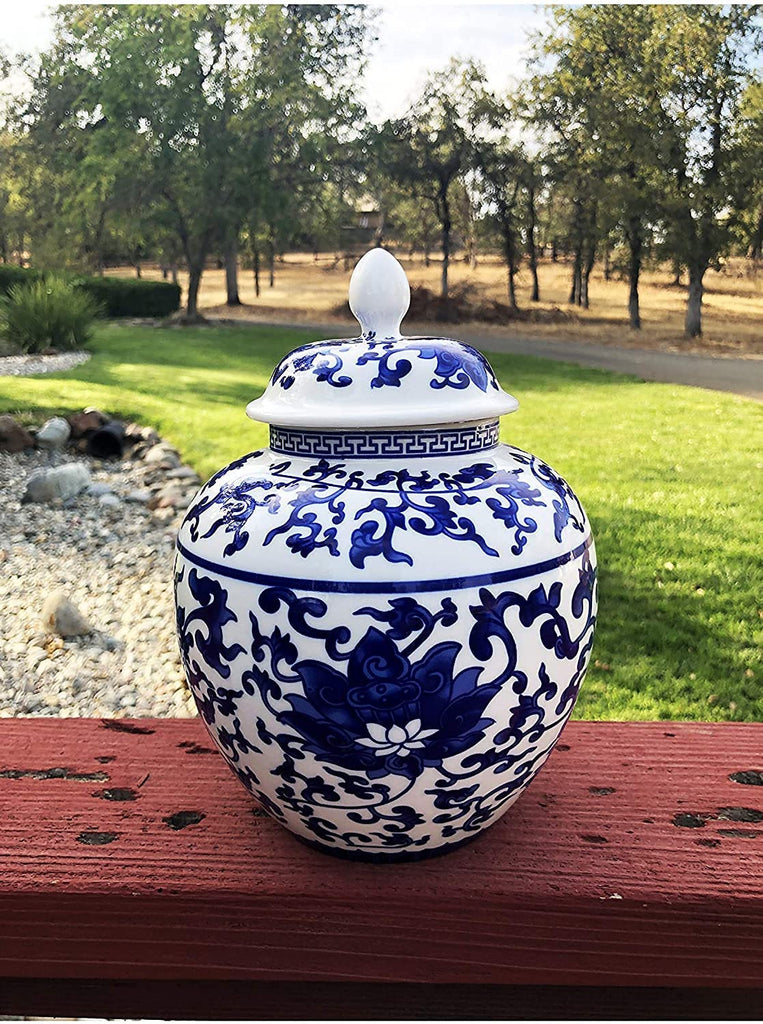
(1, 322, 760, 722)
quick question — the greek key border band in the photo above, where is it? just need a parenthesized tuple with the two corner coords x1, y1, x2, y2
(269, 420, 501, 459)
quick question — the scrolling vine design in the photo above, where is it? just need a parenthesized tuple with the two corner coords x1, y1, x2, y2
(175, 549, 596, 854)
(184, 455, 584, 564)
(269, 338, 501, 394)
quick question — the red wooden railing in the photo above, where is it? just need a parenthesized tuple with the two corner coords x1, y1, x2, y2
(1, 718, 761, 1019)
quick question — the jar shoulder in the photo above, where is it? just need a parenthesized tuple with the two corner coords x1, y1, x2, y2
(192, 442, 576, 497)
(177, 443, 593, 581)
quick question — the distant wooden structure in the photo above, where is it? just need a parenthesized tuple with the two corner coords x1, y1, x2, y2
(339, 197, 387, 269)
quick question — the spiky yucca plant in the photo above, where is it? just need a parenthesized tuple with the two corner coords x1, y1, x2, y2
(0, 277, 102, 354)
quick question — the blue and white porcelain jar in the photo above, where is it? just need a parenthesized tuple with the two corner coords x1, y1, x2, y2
(175, 249, 597, 861)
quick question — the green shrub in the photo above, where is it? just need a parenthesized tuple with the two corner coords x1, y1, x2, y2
(0, 265, 42, 296)
(0, 277, 102, 353)
(0, 265, 181, 317)
(73, 276, 181, 317)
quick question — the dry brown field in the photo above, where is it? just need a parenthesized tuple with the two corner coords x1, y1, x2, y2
(110, 252, 763, 355)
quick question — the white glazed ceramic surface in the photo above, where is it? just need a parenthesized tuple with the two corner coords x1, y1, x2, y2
(175, 249, 597, 861)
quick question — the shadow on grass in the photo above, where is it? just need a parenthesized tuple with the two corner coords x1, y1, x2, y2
(587, 501, 760, 720)
(93, 323, 314, 371)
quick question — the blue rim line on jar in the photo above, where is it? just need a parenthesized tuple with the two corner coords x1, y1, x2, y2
(175, 533, 593, 595)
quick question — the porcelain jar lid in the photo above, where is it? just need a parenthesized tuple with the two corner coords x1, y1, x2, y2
(246, 248, 519, 430)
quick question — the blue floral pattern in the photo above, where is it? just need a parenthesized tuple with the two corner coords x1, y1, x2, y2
(357, 340, 499, 392)
(174, 545, 597, 857)
(184, 452, 583, 566)
(281, 626, 498, 782)
(269, 337, 500, 395)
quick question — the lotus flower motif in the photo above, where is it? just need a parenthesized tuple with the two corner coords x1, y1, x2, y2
(279, 626, 501, 781)
(357, 720, 438, 757)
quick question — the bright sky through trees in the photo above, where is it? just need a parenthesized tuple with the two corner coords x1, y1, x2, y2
(1, 2, 545, 121)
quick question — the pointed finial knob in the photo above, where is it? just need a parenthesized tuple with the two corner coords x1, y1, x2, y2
(349, 248, 410, 339)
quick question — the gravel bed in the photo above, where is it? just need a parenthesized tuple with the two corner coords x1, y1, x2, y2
(0, 448, 197, 718)
(0, 350, 91, 376)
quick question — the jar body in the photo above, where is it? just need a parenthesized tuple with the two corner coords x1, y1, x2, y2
(174, 422, 597, 860)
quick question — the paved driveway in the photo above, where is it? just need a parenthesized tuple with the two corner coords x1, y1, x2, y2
(452, 330, 763, 402)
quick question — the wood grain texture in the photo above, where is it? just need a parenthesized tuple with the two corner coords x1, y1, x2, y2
(0, 718, 761, 992)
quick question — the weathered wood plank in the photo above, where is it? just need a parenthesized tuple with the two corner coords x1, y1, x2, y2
(0, 719, 761, 991)
(3, 979, 763, 1021)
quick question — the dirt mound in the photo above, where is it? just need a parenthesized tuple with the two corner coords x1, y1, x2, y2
(333, 281, 576, 326)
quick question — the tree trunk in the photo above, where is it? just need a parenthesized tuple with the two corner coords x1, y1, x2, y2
(134, 262, 142, 279)
(603, 247, 611, 282)
(551, 238, 558, 262)
(527, 176, 540, 303)
(671, 260, 682, 287)
(568, 195, 584, 305)
(466, 216, 477, 270)
(186, 262, 204, 321)
(748, 206, 763, 261)
(502, 221, 518, 310)
(224, 229, 241, 306)
(253, 244, 261, 298)
(528, 238, 539, 300)
(161, 266, 168, 280)
(685, 265, 705, 337)
(581, 243, 595, 309)
(627, 217, 642, 330)
(94, 207, 107, 277)
(440, 193, 451, 301)
(374, 209, 386, 248)
(171, 264, 179, 286)
(580, 196, 598, 309)
(267, 227, 275, 288)
(569, 244, 582, 305)
(166, 194, 204, 321)
(508, 264, 517, 308)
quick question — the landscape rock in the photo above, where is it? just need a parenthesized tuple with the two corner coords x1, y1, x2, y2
(143, 443, 181, 469)
(125, 422, 160, 446)
(148, 483, 187, 509)
(125, 488, 151, 503)
(87, 482, 113, 497)
(0, 415, 34, 453)
(22, 462, 91, 503)
(69, 409, 108, 438)
(36, 417, 72, 451)
(41, 591, 93, 637)
(98, 493, 122, 508)
(166, 466, 201, 483)
(151, 506, 177, 523)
